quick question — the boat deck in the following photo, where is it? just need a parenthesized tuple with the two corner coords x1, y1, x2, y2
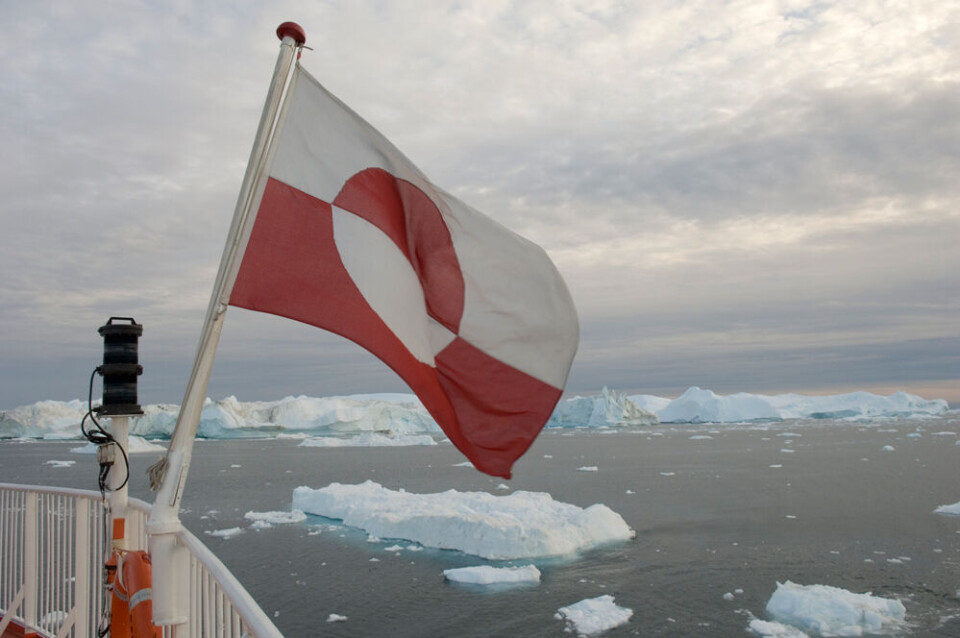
(0, 616, 34, 637)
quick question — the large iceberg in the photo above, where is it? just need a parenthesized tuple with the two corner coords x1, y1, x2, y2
(653, 387, 781, 423)
(0, 400, 92, 439)
(547, 387, 658, 427)
(292, 480, 635, 560)
(0, 387, 949, 440)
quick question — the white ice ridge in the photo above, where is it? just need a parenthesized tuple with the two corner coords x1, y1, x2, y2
(753, 581, 906, 637)
(443, 565, 540, 586)
(1, 387, 949, 439)
(555, 595, 633, 637)
(291, 480, 635, 560)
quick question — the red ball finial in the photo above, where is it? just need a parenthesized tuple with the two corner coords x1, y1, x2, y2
(276, 22, 306, 46)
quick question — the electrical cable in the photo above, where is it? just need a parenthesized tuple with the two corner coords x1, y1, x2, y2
(82, 367, 131, 492)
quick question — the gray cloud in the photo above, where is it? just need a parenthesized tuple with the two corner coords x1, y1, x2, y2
(1, 1, 957, 408)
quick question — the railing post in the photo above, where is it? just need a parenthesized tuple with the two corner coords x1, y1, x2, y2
(24, 492, 38, 632)
(74, 498, 91, 638)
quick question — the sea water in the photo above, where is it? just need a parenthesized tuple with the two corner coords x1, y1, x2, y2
(3, 417, 959, 636)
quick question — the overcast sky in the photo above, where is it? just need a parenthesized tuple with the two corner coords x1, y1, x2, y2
(1, 1, 957, 408)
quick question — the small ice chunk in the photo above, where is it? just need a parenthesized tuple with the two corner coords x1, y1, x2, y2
(443, 565, 540, 586)
(748, 618, 809, 637)
(205, 527, 243, 539)
(577, 466, 599, 472)
(555, 594, 632, 636)
(881, 445, 895, 452)
(934, 501, 960, 516)
(244, 510, 307, 527)
(689, 435, 713, 440)
(299, 433, 436, 447)
(45, 460, 75, 468)
(764, 581, 906, 636)
(326, 614, 347, 623)
(780, 448, 795, 454)
(723, 592, 735, 601)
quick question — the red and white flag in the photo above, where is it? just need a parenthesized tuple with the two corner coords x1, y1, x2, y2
(229, 66, 578, 478)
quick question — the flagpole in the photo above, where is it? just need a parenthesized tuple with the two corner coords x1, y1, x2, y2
(146, 22, 306, 629)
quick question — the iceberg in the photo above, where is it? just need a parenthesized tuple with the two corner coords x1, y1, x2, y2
(0, 400, 90, 439)
(654, 387, 780, 423)
(291, 480, 635, 560)
(632, 387, 948, 423)
(547, 387, 658, 427)
(761, 581, 906, 636)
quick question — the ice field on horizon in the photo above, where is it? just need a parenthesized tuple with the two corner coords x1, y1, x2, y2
(0, 387, 950, 442)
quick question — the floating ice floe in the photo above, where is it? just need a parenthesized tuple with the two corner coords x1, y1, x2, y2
(292, 480, 634, 560)
(443, 565, 540, 586)
(205, 527, 244, 539)
(748, 618, 808, 638)
(244, 510, 307, 529)
(555, 595, 633, 636)
(757, 581, 906, 637)
(70, 436, 166, 454)
(44, 460, 75, 467)
(934, 501, 960, 516)
(297, 433, 436, 447)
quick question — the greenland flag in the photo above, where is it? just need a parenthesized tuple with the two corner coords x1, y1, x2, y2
(230, 66, 578, 478)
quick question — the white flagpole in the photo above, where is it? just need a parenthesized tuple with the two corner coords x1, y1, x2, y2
(147, 22, 306, 630)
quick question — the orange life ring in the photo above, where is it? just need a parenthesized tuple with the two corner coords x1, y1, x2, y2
(105, 550, 131, 638)
(111, 550, 161, 638)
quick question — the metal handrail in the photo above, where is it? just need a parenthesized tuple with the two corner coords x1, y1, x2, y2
(0, 483, 282, 638)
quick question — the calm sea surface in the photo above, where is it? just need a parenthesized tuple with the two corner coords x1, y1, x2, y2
(3, 416, 960, 637)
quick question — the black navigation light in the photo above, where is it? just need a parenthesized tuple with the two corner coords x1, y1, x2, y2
(96, 317, 144, 416)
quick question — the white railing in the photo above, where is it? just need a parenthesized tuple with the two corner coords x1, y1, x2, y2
(0, 483, 282, 638)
